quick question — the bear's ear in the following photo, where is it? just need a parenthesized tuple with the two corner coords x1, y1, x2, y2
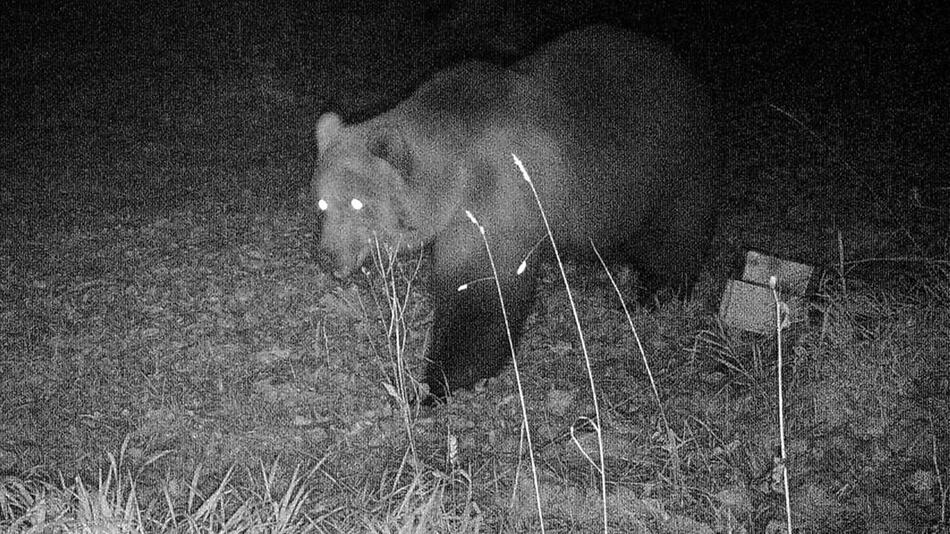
(316, 112, 343, 154)
(369, 130, 413, 179)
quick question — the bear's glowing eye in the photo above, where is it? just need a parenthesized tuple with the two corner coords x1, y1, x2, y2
(318, 199, 328, 211)
(350, 198, 364, 210)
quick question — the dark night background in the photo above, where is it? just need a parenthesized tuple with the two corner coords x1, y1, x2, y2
(0, 1, 948, 532)
(1, 1, 947, 226)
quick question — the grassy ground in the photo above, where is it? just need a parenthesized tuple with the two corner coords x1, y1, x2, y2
(1, 6, 948, 533)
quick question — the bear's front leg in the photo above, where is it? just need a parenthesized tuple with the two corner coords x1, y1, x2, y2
(424, 236, 539, 402)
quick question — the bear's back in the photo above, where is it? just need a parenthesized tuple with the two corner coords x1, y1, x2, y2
(509, 26, 713, 248)
(395, 61, 518, 135)
(374, 25, 716, 255)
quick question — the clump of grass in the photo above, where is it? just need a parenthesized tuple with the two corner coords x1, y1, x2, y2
(697, 318, 773, 400)
(366, 236, 426, 437)
(0, 442, 328, 533)
(362, 467, 482, 534)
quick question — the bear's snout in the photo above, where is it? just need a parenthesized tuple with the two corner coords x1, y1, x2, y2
(315, 248, 342, 278)
(318, 241, 371, 280)
(317, 248, 353, 279)
(330, 256, 358, 280)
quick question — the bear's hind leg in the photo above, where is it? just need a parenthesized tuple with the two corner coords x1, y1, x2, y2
(634, 199, 714, 304)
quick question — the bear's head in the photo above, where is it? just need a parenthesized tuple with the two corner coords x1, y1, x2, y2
(312, 112, 420, 279)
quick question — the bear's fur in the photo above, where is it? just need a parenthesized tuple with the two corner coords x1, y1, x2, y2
(313, 25, 719, 401)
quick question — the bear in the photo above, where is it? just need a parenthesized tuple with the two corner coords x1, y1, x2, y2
(312, 25, 719, 402)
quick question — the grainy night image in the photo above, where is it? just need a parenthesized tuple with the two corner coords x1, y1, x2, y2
(1, 2, 947, 532)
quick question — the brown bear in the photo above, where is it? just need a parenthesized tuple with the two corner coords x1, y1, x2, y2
(312, 25, 719, 402)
